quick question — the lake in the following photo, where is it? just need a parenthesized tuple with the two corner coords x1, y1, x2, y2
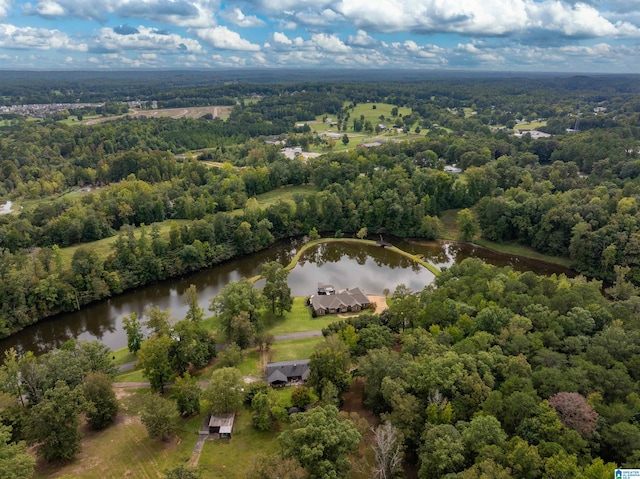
(0, 238, 574, 355)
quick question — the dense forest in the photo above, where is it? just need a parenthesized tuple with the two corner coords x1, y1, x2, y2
(1, 71, 640, 476)
(1, 75, 640, 328)
(324, 259, 639, 477)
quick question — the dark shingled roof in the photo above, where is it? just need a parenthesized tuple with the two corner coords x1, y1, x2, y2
(266, 359, 311, 385)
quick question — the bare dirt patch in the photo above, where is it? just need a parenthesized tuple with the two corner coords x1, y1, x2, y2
(128, 106, 232, 120)
(367, 295, 388, 314)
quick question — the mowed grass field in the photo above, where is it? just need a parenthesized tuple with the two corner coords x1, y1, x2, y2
(513, 120, 548, 130)
(83, 106, 233, 125)
(34, 390, 202, 479)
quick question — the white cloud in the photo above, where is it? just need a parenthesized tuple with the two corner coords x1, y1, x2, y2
(96, 25, 203, 53)
(331, 0, 640, 38)
(347, 30, 376, 47)
(194, 26, 260, 51)
(0, 0, 10, 19)
(27, 0, 220, 28)
(272, 31, 292, 45)
(310, 33, 350, 52)
(0, 23, 88, 51)
(220, 7, 265, 27)
(296, 8, 342, 26)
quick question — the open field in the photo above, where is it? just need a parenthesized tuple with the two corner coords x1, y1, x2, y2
(34, 390, 202, 479)
(263, 297, 339, 335)
(197, 409, 282, 479)
(269, 336, 323, 362)
(83, 106, 232, 125)
(513, 120, 547, 130)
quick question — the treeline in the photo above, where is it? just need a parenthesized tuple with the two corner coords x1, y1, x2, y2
(3, 123, 640, 333)
(330, 259, 640, 476)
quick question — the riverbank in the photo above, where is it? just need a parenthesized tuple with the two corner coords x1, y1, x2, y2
(248, 237, 441, 283)
(439, 208, 572, 268)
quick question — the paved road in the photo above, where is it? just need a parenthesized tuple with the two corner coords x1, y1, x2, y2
(273, 330, 322, 341)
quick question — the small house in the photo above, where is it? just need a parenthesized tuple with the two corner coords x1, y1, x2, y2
(208, 413, 235, 438)
(266, 360, 311, 386)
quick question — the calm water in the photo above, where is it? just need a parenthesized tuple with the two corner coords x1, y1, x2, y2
(0, 238, 573, 355)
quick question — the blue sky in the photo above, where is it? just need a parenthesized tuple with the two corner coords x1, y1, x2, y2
(0, 0, 639, 71)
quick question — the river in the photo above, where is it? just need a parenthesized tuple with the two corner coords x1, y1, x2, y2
(0, 238, 574, 356)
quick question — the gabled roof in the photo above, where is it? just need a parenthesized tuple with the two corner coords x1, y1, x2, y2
(310, 287, 370, 311)
(348, 287, 370, 305)
(267, 369, 288, 384)
(266, 360, 311, 384)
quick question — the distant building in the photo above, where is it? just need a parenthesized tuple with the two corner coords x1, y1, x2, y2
(359, 141, 384, 148)
(266, 360, 311, 386)
(513, 130, 552, 139)
(324, 132, 343, 140)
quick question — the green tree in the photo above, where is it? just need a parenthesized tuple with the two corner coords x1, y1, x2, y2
(246, 455, 306, 479)
(26, 381, 83, 461)
(140, 393, 179, 441)
(418, 424, 465, 479)
(209, 279, 263, 342)
(144, 306, 173, 337)
(138, 334, 174, 393)
(122, 312, 143, 353)
(172, 373, 201, 417)
(308, 227, 321, 240)
(342, 134, 349, 146)
(164, 465, 201, 479)
(279, 405, 361, 479)
(204, 367, 244, 414)
(252, 392, 272, 431)
(0, 424, 34, 479)
(291, 386, 314, 409)
(182, 284, 204, 322)
(82, 372, 118, 430)
(169, 319, 216, 374)
(308, 336, 351, 399)
(261, 261, 292, 316)
(216, 342, 243, 368)
(457, 208, 478, 241)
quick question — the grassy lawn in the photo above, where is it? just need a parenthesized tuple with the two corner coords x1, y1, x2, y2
(236, 349, 262, 376)
(263, 297, 339, 335)
(269, 337, 323, 362)
(34, 390, 202, 479)
(514, 120, 547, 130)
(111, 347, 136, 366)
(198, 408, 282, 479)
(250, 185, 318, 209)
(114, 368, 146, 383)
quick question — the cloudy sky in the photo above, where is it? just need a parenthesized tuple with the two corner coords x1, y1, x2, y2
(0, 0, 639, 71)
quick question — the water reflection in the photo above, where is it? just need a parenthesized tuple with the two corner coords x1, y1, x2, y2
(0, 238, 573, 356)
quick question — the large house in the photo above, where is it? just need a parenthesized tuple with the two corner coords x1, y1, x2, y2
(309, 283, 371, 316)
(266, 360, 310, 386)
